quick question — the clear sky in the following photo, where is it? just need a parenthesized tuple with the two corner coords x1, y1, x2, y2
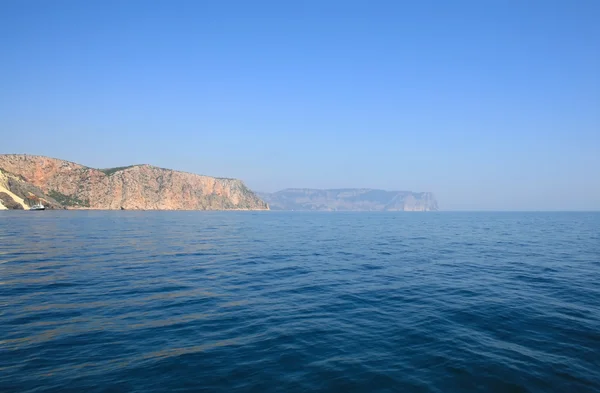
(1, 0, 598, 210)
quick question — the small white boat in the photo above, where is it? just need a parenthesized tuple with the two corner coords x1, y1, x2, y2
(29, 203, 45, 211)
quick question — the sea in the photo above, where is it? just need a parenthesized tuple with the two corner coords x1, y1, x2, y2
(1, 211, 599, 393)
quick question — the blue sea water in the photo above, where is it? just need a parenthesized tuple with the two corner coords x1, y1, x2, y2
(0, 211, 599, 393)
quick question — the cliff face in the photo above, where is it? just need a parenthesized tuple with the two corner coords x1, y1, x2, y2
(0, 155, 268, 210)
(0, 168, 64, 209)
(258, 188, 438, 211)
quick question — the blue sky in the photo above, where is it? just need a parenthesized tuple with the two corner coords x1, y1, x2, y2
(1, 0, 598, 210)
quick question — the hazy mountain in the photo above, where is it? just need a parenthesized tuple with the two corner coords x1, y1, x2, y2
(258, 188, 438, 211)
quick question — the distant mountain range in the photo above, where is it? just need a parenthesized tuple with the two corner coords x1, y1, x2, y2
(258, 188, 438, 211)
(0, 154, 268, 210)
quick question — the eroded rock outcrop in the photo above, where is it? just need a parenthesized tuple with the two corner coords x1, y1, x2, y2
(0, 192, 24, 209)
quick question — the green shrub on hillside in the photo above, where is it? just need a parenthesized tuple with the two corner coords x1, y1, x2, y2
(48, 190, 90, 207)
(99, 166, 135, 176)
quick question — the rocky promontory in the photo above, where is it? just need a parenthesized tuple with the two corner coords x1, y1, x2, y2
(0, 154, 269, 210)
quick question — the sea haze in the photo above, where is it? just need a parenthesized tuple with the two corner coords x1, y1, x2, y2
(1, 211, 599, 392)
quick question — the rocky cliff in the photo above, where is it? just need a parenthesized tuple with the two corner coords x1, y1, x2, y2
(0, 168, 64, 210)
(258, 188, 438, 211)
(0, 155, 268, 210)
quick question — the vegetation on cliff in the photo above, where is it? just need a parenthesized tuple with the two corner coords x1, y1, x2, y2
(47, 190, 90, 208)
(98, 166, 136, 176)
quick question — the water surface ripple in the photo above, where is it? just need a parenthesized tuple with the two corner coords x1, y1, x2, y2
(1, 212, 599, 392)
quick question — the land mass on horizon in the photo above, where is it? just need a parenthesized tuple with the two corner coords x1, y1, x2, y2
(0, 154, 268, 210)
(0, 154, 438, 211)
(258, 189, 438, 211)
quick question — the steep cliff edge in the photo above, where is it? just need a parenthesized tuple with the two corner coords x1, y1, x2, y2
(0, 155, 268, 210)
(258, 188, 438, 211)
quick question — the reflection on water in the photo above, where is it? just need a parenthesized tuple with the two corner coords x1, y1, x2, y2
(1, 211, 599, 392)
